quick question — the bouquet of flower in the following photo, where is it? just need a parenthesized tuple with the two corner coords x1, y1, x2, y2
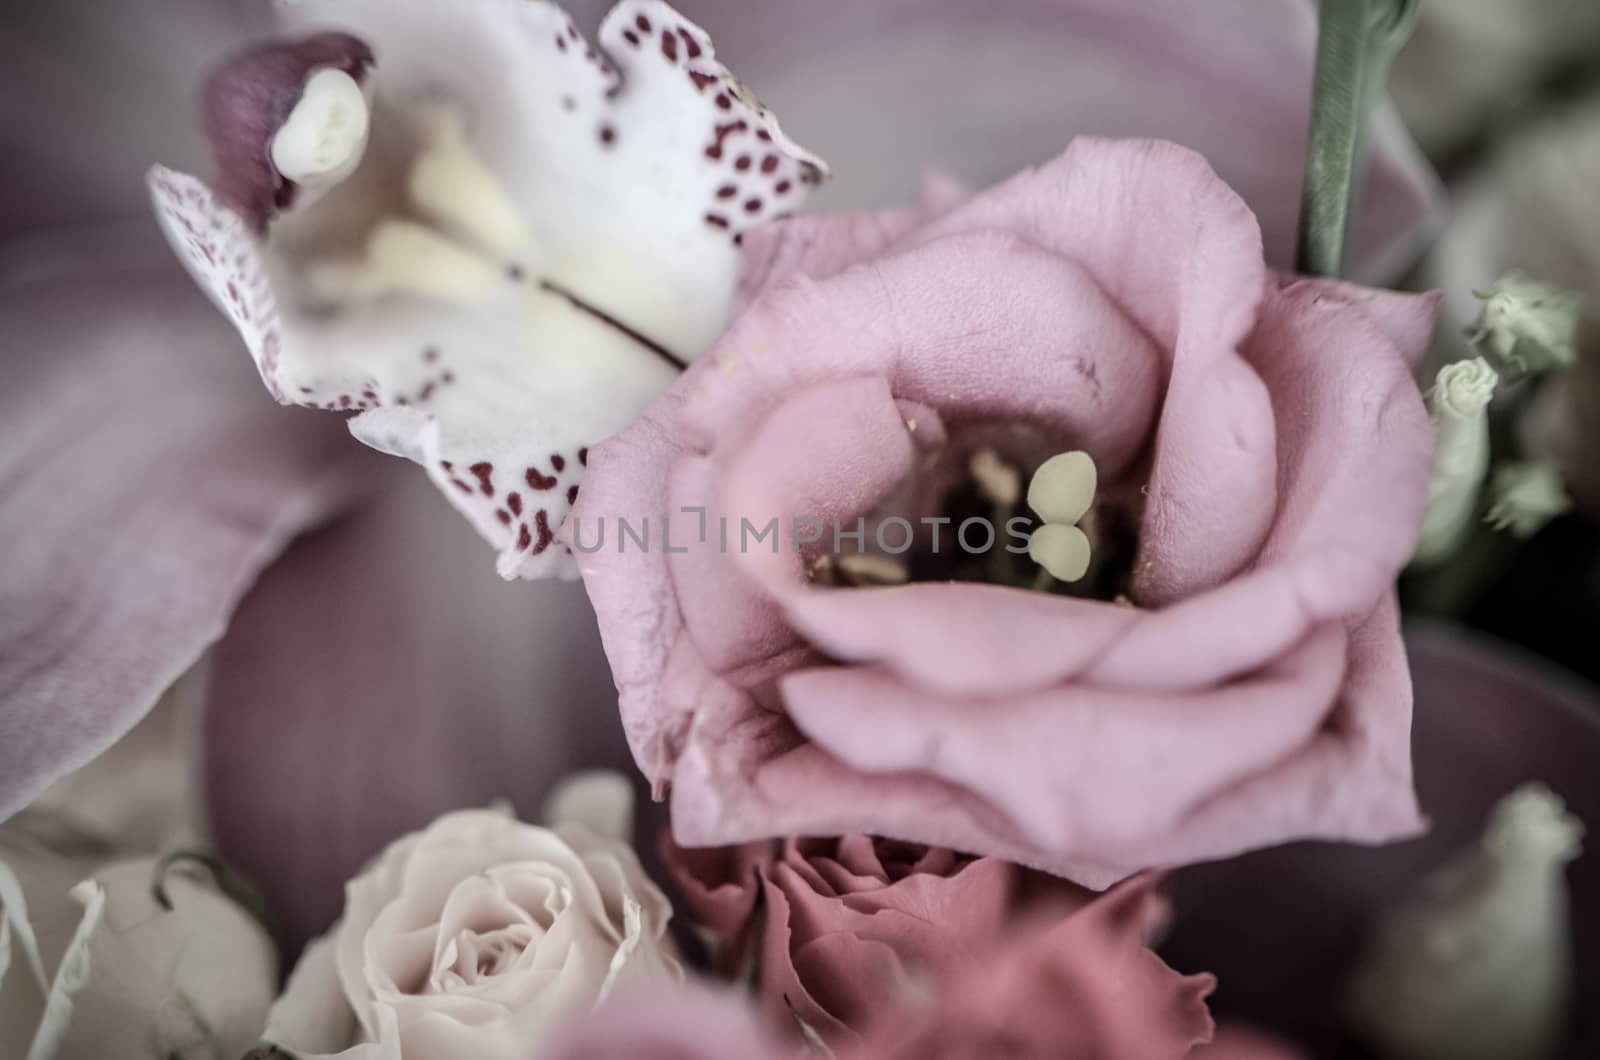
(3, 1, 1598, 1058)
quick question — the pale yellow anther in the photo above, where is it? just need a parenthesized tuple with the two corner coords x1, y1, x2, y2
(1027, 451, 1097, 526)
(313, 220, 501, 304)
(409, 107, 531, 260)
(270, 67, 370, 188)
(970, 448, 1021, 507)
(1028, 523, 1092, 583)
(837, 552, 910, 586)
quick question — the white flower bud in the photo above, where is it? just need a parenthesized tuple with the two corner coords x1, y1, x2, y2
(1466, 271, 1582, 382)
(1486, 460, 1572, 539)
(1414, 357, 1499, 565)
(1345, 783, 1582, 1060)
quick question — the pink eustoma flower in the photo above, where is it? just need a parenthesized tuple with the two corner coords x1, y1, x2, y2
(575, 137, 1441, 885)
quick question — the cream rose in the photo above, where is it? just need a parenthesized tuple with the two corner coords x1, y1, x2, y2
(255, 776, 682, 1059)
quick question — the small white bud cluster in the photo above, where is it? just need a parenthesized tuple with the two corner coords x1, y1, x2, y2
(1466, 270, 1583, 382)
(1486, 460, 1572, 539)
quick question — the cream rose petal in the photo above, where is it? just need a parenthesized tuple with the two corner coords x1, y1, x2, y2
(543, 770, 637, 843)
(149, 0, 827, 580)
(261, 934, 373, 1057)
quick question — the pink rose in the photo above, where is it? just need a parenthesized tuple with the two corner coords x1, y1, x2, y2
(664, 835, 1089, 1046)
(575, 137, 1439, 884)
(542, 874, 1212, 1060)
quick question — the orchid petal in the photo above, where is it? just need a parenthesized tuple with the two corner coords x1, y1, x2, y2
(151, 0, 825, 579)
(669, 0, 1440, 282)
(201, 467, 629, 953)
(0, 237, 367, 822)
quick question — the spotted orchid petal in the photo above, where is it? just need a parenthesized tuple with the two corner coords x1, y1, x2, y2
(150, 0, 827, 579)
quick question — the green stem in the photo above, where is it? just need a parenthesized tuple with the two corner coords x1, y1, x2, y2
(1296, 0, 1421, 278)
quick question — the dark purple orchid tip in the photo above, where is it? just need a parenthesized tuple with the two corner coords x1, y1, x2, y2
(202, 31, 375, 231)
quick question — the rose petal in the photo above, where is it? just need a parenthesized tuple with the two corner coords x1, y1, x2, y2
(543, 770, 637, 843)
(261, 934, 367, 1057)
(0, 237, 368, 822)
(202, 469, 630, 954)
(861, 873, 1215, 1057)
(151, 0, 826, 579)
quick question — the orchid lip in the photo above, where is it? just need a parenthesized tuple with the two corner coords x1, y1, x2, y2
(538, 278, 688, 371)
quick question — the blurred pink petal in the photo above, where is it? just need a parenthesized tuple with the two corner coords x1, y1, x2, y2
(577, 139, 1436, 885)
(0, 230, 366, 821)
(669, 0, 1440, 282)
(202, 465, 628, 951)
(666, 834, 1082, 1048)
(537, 984, 787, 1060)
(857, 874, 1215, 1060)
(659, 837, 775, 974)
